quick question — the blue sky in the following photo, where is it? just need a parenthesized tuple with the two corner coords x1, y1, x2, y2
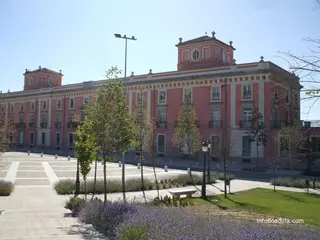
(0, 0, 319, 119)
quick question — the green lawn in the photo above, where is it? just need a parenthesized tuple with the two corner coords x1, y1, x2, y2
(190, 188, 320, 226)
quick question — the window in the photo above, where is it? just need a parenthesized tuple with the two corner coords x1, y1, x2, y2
(1, 104, 5, 112)
(311, 137, 320, 153)
(83, 96, 89, 105)
(69, 113, 74, 121)
(215, 47, 222, 60)
(274, 85, 278, 100)
(56, 133, 61, 146)
(19, 132, 24, 144)
(183, 88, 192, 102)
(48, 78, 54, 86)
(242, 136, 251, 156)
(285, 90, 289, 103)
(159, 112, 166, 123)
(242, 108, 252, 128)
(30, 132, 34, 145)
(222, 51, 228, 63)
(19, 114, 24, 123)
(157, 134, 165, 154)
(158, 90, 166, 104)
(279, 136, 289, 157)
(136, 92, 143, 106)
(273, 107, 278, 120)
(69, 98, 74, 109)
(10, 104, 14, 113)
(56, 112, 61, 122)
(42, 100, 47, 110)
(41, 132, 46, 145)
(41, 114, 47, 123)
(212, 109, 221, 120)
(57, 99, 61, 110)
(210, 135, 220, 156)
(69, 133, 74, 147)
(30, 113, 35, 122)
(242, 84, 252, 100)
(182, 50, 189, 61)
(20, 103, 24, 112)
(31, 102, 35, 111)
(203, 47, 210, 60)
(211, 86, 220, 101)
(191, 49, 200, 61)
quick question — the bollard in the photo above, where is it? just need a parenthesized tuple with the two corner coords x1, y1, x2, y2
(27, 151, 30, 155)
(164, 165, 168, 172)
(68, 156, 70, 161)
(305, 179, 310, 193)
(41, 153, 43, 157)
(187, 168, 191, 175)
(137, 162, 141, 169)
(118, 161, 121, 167)
(55, 154, 58, 159)
(312, 178, 316, 189)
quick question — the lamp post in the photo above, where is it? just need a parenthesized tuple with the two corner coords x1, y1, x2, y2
(201, 140, 209, 198)
(207, 140, 211, 183)
(114, 33, 137, 198)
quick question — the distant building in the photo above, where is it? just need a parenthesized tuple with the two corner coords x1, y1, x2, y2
(1, 32, 319, 169)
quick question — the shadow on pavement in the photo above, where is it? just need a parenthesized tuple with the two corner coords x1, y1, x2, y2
(61, 223, 106, 240)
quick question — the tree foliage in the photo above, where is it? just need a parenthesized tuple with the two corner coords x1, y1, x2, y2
(85, 66, 135, 202)
(172, 92, 200, 156)
(0, 102, 15, 155)
(74, 116, 98, 199)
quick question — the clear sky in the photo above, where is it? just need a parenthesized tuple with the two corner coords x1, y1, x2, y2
(0, 0, 319, 119)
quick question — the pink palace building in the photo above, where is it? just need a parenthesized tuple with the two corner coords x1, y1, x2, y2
(1, 31, 320, 170)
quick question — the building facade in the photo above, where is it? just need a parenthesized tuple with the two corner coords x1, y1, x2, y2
(1, 32, 319, 169)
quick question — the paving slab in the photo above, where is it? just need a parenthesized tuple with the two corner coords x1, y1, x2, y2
(16, 171, 47, 178)
(14, 179, 51, 186)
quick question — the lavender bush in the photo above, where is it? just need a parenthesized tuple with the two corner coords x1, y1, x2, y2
(78, 201, 319, 240)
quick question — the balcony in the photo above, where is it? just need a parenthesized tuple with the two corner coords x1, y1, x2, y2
(156, 121, 167, 129)
(242, 91, 252, 100)
(40, 122, 48, 128)
(239, 120, 252, 129)
(67, 121, 79, 128)
(209, 120, 222, 129)
(29, 122, 36, 128)
(55, 122, 62, 128)
(15, 122, 25, 128)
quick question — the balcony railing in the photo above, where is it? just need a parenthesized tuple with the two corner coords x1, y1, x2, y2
(211, 93, 220, 101)
(29, 122, 36, 128)
(156, 121, 167, 129)
(15, 122, 25, 128)
(40, 122, 48, 128)
(242, 91, 252, 100)
(242, 149, 251, 156)
(209, 120, 222, 129)
(55, 122, 62, 128)
(239, 120, 252, 129)
(67, 121, 79, 128)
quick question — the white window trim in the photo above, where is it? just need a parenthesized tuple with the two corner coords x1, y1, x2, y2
(202, 46, 210, 60)
(30, 131, 35, 145)
(183, 87, 193, 102)
(158, 89, 167, 105)
(211, 85, 221, 102)
(56, 132, 61, 146)
(242, 84, 252, 100)
(182, 49, 190, 62)
(69, 98, 75, 109)
(191, 48, 201, 62)
(31, 101, 35, 111)
(157, 134, 166, 154)
(83, 96, 89, 105)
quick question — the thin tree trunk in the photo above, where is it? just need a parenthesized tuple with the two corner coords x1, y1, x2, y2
(91, 158, 98, 200)
(151, 154, 160, 199)
(223, 156, 227, 198)
(103, 155, 107, 203)
(84, 178, 87, 201)
(122, 153, 126, 203)
(207, 152, 211, 183)
(140, 151, 146, 202)
(256, 141, 259, 170)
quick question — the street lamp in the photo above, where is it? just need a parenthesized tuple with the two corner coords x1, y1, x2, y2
(114, 33, 137, 197)
(201, 140, 209, 198)
(207, 140, 211, 184)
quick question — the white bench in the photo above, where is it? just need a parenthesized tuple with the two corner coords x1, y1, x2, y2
(169, 189, 197, 198)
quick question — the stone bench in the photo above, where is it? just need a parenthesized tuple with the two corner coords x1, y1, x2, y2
(169, 189, 197, 198)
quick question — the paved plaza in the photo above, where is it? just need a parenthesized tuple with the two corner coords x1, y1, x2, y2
(0, 152, 319, 239)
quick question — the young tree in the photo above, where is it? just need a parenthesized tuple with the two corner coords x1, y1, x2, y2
(246, 108, 268, 170)
(132, 88, 157, 201)
(86, 67, 135, 202)
(0, 101, 15, 161)
(74, 117, 98, 200)
(173, 91, 201, 158)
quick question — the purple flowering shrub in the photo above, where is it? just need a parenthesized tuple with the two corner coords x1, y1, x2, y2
(79, 201, 319, 240)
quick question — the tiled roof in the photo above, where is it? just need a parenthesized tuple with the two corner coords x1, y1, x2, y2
(177, 35, 236, 50)
(24, 67, 62, 75)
